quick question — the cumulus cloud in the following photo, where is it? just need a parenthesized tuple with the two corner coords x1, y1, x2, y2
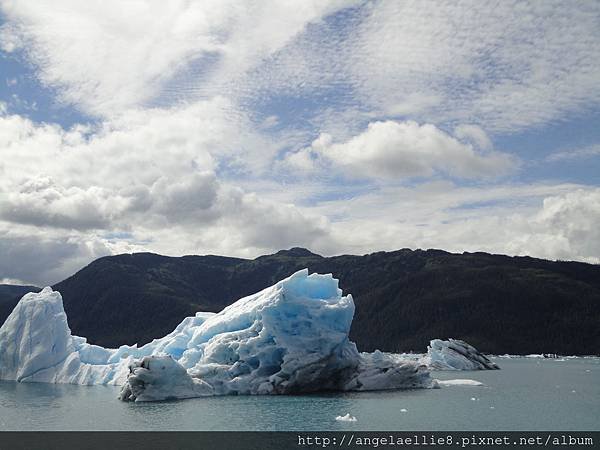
(303, 184, 600, 264)
(0, 226, 113, 286)
(0, 100, 341, 284)
(0, 176, 116, 230)
(0, 101, 226, 232)
(0, 95, 276, 190)
(531, 189, 600, 260)
(0, 104, 319, 216)
(0, 178, 339, 286)
(283, 121, 516, 180)
(0, 172, 225, 231)
(0, 0, 598, 287)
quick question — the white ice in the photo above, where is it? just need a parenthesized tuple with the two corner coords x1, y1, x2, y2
(437, 379, 484, 386)
(0, 270, 436, 401)
(335, 414, 357, 422)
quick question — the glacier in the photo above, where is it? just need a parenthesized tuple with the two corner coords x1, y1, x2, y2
(0, 269, 496, 402)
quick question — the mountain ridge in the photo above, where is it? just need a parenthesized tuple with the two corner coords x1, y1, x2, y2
(1, 248, 599, 355)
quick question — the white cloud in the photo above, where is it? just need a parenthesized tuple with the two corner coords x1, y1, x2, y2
(344, 1, 600, 131)
(1, 98, 598, 287)
(0, 225, 114, 286)
(453, 125, 492, 151)
(0, 104, 210, 226)
(532, 189, 600, 260)
(0, 22, 21, 52)
(0, 94, 286, 189)
(1, 0, 599, 288)
(2, 0, 598, 137)
(5, 1, 598, 132)
(0, 103, 341, 284)
(283, 120, 516, 180)
(546, 144, 600, 162)
(188, 187, 336, 256)
(0, 175, 117, 230)
(0, 0, 354, 117)
(303, 183, 600, 264)
(242, 0, 600, 133)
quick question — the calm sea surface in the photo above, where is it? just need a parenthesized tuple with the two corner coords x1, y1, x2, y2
(0, 358, 598, 431)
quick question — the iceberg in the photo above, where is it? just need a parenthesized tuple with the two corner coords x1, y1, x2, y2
(424, 338, 500, 370)
(335, 414, 357, 422)
(0, 286, 217, 385)
(0, 270, 435, 401)
(0, 286, 132, 385)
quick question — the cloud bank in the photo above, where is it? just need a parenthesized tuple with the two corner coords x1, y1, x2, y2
(0, 0, 599, 285)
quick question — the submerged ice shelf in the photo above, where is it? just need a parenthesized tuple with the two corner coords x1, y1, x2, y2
(0, 269, 496, 401)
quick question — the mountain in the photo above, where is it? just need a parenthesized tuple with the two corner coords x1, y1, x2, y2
(2, 248, 599, 354)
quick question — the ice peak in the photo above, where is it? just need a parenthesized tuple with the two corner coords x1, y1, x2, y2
(279, 269, 342, 302)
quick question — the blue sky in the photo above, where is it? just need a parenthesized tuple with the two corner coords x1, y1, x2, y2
(0, 1, 599, 286)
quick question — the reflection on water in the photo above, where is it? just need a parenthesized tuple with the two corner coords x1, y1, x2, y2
(0, 358, 598, 431)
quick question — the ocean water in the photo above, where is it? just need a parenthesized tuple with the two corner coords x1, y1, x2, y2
(0, 358, 598, 431)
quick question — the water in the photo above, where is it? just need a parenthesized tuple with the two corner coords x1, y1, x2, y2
(0, 358, 598, 431)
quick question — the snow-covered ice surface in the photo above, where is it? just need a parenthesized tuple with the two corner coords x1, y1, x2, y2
(0, 270, 438, 401)
(424, 339, 500, 370)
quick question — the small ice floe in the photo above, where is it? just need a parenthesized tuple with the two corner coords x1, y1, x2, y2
(335, 414, 357, 422)
(437, 379, 484, 386)
(400, 408, 408, 413)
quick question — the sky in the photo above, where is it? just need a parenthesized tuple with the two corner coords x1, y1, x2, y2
(0, 0, 599, 286)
